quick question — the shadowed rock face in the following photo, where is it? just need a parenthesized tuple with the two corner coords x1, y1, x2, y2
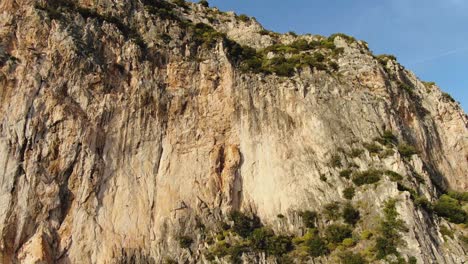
(0, 0, 466, 263)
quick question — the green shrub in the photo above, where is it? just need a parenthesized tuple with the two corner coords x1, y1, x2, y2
(290, 39, 311, 51)
(340, 169, 353, 179)
(329, 33, 356, 43)
(385, 170, 403, 182)
(376, 54, 397, 65)
(439, 225, 454, 239)
(363, 142, 382, 154)
(461, 235, 468, 246)
(237, 14, 250, 22)
(342, 238, 355, 247)
(433, 195, 467, 224)
(329, 61, 339, 71)
(399, 83, 414, 95)
(330, 154, 342, 168)
(360, 230, 373, 240)
(374, 199, 407, 259)
(397, 143, 418, 158)
(447, 191, 468, 202)
(343, 187, 356, 200)
(250, 228, 293, 256)
(376, 130, 398, 145)
(350, 148, 364, 158)
(339, 251, 368, 264)
(178, 236, 193, 248)
(198, 0, 209, 7)
(300, 210, 318, 228)
(414, 197, 432, 212)
(352, 170, 382, 186)
(229, 211, 262, 237)
(422, 81, 436, 87)
(192, 23, 225, 48)
(342, 203, 360, 225)
(324, 202, 341, 220)
(408, 256, 418, 264)
(442, 92, 455, 103)
(288, 31, 298, 37)
(304, 236, 328, 257)
(172, 0, 188, 8)
(325, 224, 353, 244)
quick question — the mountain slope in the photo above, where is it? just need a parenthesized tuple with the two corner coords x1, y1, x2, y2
(0, 0, 467, 263)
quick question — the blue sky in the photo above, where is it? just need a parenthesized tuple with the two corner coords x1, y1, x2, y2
(193, 0, 467, 111)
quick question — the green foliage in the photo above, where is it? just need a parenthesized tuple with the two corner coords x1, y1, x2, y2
(339, 251, 368, 264)
(303, 235, 328, 257)
(408, 256, 418, 264)
(324, 202, 341, 220)
(397, 183, 418, 200)
(385, 170, 404, 182)
(434, 195, 467, 224)
(461, 234, 468, 246)
(397, 143, 418, 158)
(442, 92, 455, 103)
(342, 238, 356, 247)
(376, 54, 397, 65)
(352, 170, 382, 186)
(36, 0, 147, 48)
(422, 81, 436, 87)
(414, 196, 433, 212)
(172, 0, 188, 8)
(447, 191, 468, 202)
(330, 154, 342, 168)
(360, 230, 373, 240)
(363, 142, 382, 154)
(350, 148, 364, 158)
(142, 0, 179, 21)
(340, 169, 353, 179)
(192, 22, 225, 48)
(375, 130, 398, 145)
(439, 225, 454, 239)
(329, 33, 357, 43)
(342, 203, 360, 225)
(177, 236, 193, 248)
(374, 199, 408, 259)
(300, 210, 318, 228)
(198, 0, 209, 7)
(324, 224, 353, 244)
(343, 187, 356, 200)
(250, 228, 293, 256)
(237, 14, 250, 22)
(399, 83, 414, 95)
(288, 31, 298, 37)
(320, 174, 328, 182)
(229, 211, 262, 238)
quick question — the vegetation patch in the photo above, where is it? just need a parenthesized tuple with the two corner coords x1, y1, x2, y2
(300, 210, 318, 228)
(324, 224, 353, 244)
(441, 92, 456, 103)
(343, 187, 356, 200)
(374, 199, 408, 259)
(433, 195, 467, 224)
(342, 203, 360, 225)
(363, 142, 382, 154)
(397, 143, 418, 158)
(352, 170, 382, 186)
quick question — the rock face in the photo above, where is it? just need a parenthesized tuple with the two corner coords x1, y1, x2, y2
(0, 0, 467, 263)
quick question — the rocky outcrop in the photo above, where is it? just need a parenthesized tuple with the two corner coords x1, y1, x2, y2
(0, 0, 467, 263)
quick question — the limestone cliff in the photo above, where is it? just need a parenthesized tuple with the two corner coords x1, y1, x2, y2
(0, 0, 467, 263)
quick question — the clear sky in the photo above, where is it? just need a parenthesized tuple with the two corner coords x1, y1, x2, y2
(192, 0, 467, 112)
